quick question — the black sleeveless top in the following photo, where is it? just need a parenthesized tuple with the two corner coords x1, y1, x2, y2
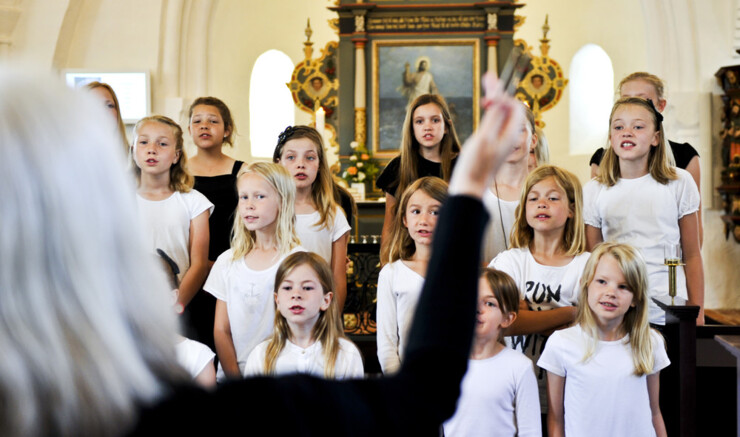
(193, 160, 243, 261)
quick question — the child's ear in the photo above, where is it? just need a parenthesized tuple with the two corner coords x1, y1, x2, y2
(274, 293, 280, 306)
(320, 291, 333, 311)
(500, 311, 517, 329)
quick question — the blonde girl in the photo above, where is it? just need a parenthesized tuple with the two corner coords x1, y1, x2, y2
(204, 162, 304, 380)
(482, 103, 538, 263)
(376, 94, 461, 263)
(589, 72, 703, 246)
(85, 81, 128, 154)
(584, 97, 704, 325)
(131, 115, 212, 312)
(539, 242, 669, 437)
(489, 165, 589, 418)
(376, 177, 448, 374)
(245, 252, 363, 379)
(443, 269, 541, 437)
(273, 125, 351, 310)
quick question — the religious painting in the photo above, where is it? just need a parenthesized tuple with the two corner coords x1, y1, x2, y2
(372, 39, 480, 157)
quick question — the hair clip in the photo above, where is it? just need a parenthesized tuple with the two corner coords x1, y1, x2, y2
(646, 99, 664, 128)
(274, 126, 297, 161)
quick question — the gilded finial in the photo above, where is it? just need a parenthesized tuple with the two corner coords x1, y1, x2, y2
(539, 15, 550, 58)
(304, 18, 314, 62)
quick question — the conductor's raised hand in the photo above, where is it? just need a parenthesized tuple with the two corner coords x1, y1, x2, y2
(449, 72, 525, 198)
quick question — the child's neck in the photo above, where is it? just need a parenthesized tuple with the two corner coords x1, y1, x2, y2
(137, 173, 174, 200)
(418, 144, 442, 162)
(288, 322, 317, 349)
(595, 319, 627, 342)
(470, 336, 505, 360)
(404, 243, 431, 277)
(491, 161, 528, 201)
(295, 187, 317, 214)
(617, 156, 649, 179)
(530, 234, 572, 267)
(194, 144, 225, 160)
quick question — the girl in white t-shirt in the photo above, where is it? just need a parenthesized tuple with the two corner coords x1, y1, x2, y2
(245, 251, 363, 379)
(539, 242, 669, 437)
(131, 116, 212, 313)
(443, 268, 541, 437)
(204, 162, 303, 380)
(584, 97, 704, 325)
(489, 165, 589, 416)
(376, 177, 448, 374)
(273, 126, 351, 310)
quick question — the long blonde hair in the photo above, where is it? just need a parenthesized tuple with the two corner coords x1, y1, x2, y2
(0, 71, 186, 437)
(577, 242, 659, 376)
(130, 115, 194, 192)
(231, 162, 301, 260)
(598, 97, 677, 187)
(264, 252, 347, 377)
(510, 165, 586, 256)
(397, 94, 461, 199)
(384, 176, 448, 265)
(273, 125, 339, 230)
(85, 81, 129, 154)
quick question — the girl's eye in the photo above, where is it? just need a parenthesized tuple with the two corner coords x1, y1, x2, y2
(596, 279, 606, 285)
(303, 286, 314, 291)
(430, 210, 439, 216)
(256, 194, 266, 199)
(613, 125, 623, 131)
(414, 119, 423, 124)
(307, 156, 316, 161)
(527, 197, 537, 202)
(281, 285, 292, 291)
(549, 197, 559, 201)
(107, 103, 115, 109)
(286, 155, 295, 160)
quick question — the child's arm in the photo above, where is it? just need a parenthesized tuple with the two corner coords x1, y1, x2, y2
(505, 299, 576, 336)
(679, 211, 705, 325)
(178, 210, 210, 307)
(585, 224, 603, 252)
(648, 372, 667, 437)
(376, 266, 402, 374)
(331, 232, 349, 312)
(546, 371, 566, 437)
(194, 359, 216, 389)
(214, 299, 241, 379)
(380, 193, 397, 264)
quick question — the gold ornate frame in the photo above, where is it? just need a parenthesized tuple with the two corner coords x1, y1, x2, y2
(372, 38, 480, 157)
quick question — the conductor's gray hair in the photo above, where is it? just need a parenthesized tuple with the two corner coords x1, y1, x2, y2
(0, 70, 186, 436)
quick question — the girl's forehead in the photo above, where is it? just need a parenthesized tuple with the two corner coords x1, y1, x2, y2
(283, 137, 319, 153)
(137, 121, 175, 137)
(477, 277, 495, 297)
(238, 173, 275, 191)
(620, 79, 658, 99)
(283, 263, 322, 282)
(191, 104, 223, 118)
(407, 189, 438, 205)
(413, 102, 443, 118)
(612, 104, 653, 120)
(530, 175, 563, 192)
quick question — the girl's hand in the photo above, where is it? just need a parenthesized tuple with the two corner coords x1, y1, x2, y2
(449, 72, 524, 198)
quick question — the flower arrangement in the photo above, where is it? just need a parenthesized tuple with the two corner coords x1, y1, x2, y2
(342, 141, 380, 185)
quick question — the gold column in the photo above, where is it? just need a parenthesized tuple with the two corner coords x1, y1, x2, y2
(353, 38, 367, 145)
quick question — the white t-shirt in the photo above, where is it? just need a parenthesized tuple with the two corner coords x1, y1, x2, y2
(443, 348, 541, 437)
(583, 169, 700, 324)
(175, 337, 215, 379)
(204, 246, 305, 379)
(482, 188, 519, 264)
(244, 337, 364, 380)
(137, 190, 214, 282)
(295, 206, 351, 263)
(490, 247, 590, 413)
(375, 260, 425, 375)
(538, 325, 670, 437)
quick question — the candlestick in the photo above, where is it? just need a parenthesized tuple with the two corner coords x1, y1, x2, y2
(316, 106, 325, 135)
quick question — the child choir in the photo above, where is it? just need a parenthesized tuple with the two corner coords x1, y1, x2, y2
(108, 69, 700, 437)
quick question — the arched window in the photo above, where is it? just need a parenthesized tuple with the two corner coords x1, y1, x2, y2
(569, 44, 614, 155)
(250, 50, 295, 158)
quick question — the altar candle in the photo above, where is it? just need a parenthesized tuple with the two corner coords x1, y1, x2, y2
(316, 106, 325, 135)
